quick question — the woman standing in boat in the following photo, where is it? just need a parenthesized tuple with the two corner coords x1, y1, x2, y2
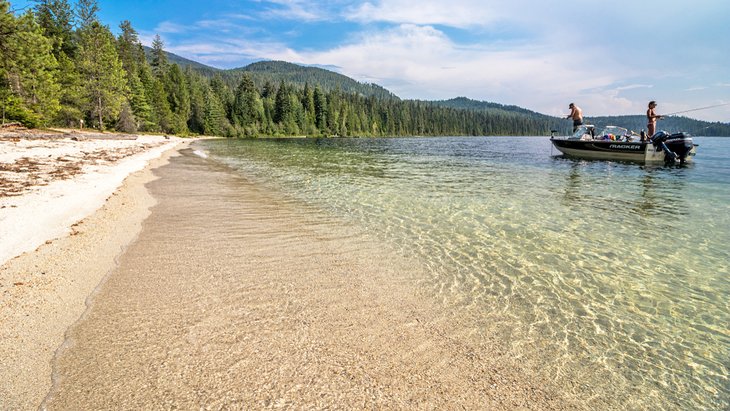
(647, 101, 663, 137)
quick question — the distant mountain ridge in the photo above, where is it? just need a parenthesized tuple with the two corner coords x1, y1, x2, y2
(233, 61, 398, 100)
(147, 49, 398, 100)
(430, 97, 544, 116)
(143, 46, 219, 74)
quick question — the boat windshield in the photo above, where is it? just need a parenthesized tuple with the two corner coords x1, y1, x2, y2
(570, 125, 594, 140)
(597, 126, 629, 137)
(570, 125, 639, 141)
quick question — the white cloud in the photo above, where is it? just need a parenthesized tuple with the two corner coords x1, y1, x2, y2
(167, 37, 298, 66)
(615, 85, 653, 91)
(258, 0, 329, 21)
(155, 21, 187, 34)
(347, 0, 504, 27)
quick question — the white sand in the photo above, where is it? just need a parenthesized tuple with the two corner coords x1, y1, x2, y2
(0, 135, 180, 266)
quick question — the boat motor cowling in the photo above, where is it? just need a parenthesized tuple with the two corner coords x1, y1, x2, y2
(651, 131, 694, 164)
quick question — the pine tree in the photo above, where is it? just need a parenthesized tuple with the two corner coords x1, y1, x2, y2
(231, 73, 263, 134)
(74, 0, 98, 29)
(116, 20, 151, 131)
(32, 0, 75, 58)
(313, 85, 327, 132)
(185, 66, 205, 134)
(1, 2, 22, 124)
(53, 50, 83, 126)
(164, 63, 190, 134)
(116, 20, 142, 72)
(326, 87, 341, 135)
(202, 84, 228, 136)
(209, 73, 232, 114)
(273, 80, 290, 124)
(0, 4, 60, 126)
(150, 34, 167, 78)
(261, 81, 275, 99)
(76, 21, 127, 130)
(116, 100, 136, 132)
(141, 68, 172, 132)
(285, 90, 302, 135)
(302, 83, 316, 135)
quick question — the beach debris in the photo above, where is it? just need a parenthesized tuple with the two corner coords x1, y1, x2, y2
(1, 122, 25, 130)
(0, 137, 164, 197)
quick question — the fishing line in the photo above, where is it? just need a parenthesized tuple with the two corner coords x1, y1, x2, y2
(687, 125, 716, 135)
(663, 102, 730, 116)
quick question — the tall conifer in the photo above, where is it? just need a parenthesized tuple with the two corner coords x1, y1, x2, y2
(76, 21, 126, 130)
(0, 3, 60, 126)
(150, 34, 167, 78)
(74, 0, 98, 29)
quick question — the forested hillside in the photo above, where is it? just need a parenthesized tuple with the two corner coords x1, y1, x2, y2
(2, 0, 727, 137)
(234, 61, 398, 101)
(431, 97, 545, 117)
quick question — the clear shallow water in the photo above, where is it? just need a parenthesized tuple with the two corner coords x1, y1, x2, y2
(198, 136, 729, 410)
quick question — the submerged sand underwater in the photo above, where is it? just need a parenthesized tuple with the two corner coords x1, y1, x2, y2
(42, 148, 581, 409)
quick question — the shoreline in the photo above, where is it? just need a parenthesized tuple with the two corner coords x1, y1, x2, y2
(0, 135, 188, 409)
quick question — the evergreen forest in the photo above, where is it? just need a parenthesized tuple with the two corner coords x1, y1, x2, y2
(2, 0, 728, 137)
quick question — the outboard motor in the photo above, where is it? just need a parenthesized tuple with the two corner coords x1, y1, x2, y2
(651, 131, 694, 164)
(665, 132, 694, 164)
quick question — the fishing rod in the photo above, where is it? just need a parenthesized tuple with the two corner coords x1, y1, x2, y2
(662, 102, 730, 116)
(687, 125, 720, 135)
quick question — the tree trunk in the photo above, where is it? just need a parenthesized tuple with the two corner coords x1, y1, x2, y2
(98, 95, 103, 130)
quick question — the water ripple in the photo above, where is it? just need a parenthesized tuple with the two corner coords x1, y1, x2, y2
(199, 136, 729, 410)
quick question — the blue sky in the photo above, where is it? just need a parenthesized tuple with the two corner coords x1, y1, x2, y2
(10, 0, 730, 121)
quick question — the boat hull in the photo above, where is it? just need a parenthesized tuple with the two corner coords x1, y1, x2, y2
(550, 138, 697, 162)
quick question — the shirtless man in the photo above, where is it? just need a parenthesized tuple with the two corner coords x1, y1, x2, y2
(646, 101, 662, 137)
(566, 103, 583, 132)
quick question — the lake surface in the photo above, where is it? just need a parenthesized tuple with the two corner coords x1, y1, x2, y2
(197, 136, 729, 410)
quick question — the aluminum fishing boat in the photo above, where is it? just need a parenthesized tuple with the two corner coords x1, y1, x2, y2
(550, 125, 698, 164)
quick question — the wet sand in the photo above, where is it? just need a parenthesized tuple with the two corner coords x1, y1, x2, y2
(40, 148, 582, 409)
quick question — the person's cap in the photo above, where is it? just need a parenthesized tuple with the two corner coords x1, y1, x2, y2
(569, 103, 574, 107)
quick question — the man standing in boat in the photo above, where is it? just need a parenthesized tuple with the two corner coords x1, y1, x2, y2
(647, 101, 663, 137)
(566, 103, 583, 132)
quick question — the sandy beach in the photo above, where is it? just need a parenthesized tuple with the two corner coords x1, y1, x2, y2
(1, 134, 582, 409)
(0, 130, 184, 409)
